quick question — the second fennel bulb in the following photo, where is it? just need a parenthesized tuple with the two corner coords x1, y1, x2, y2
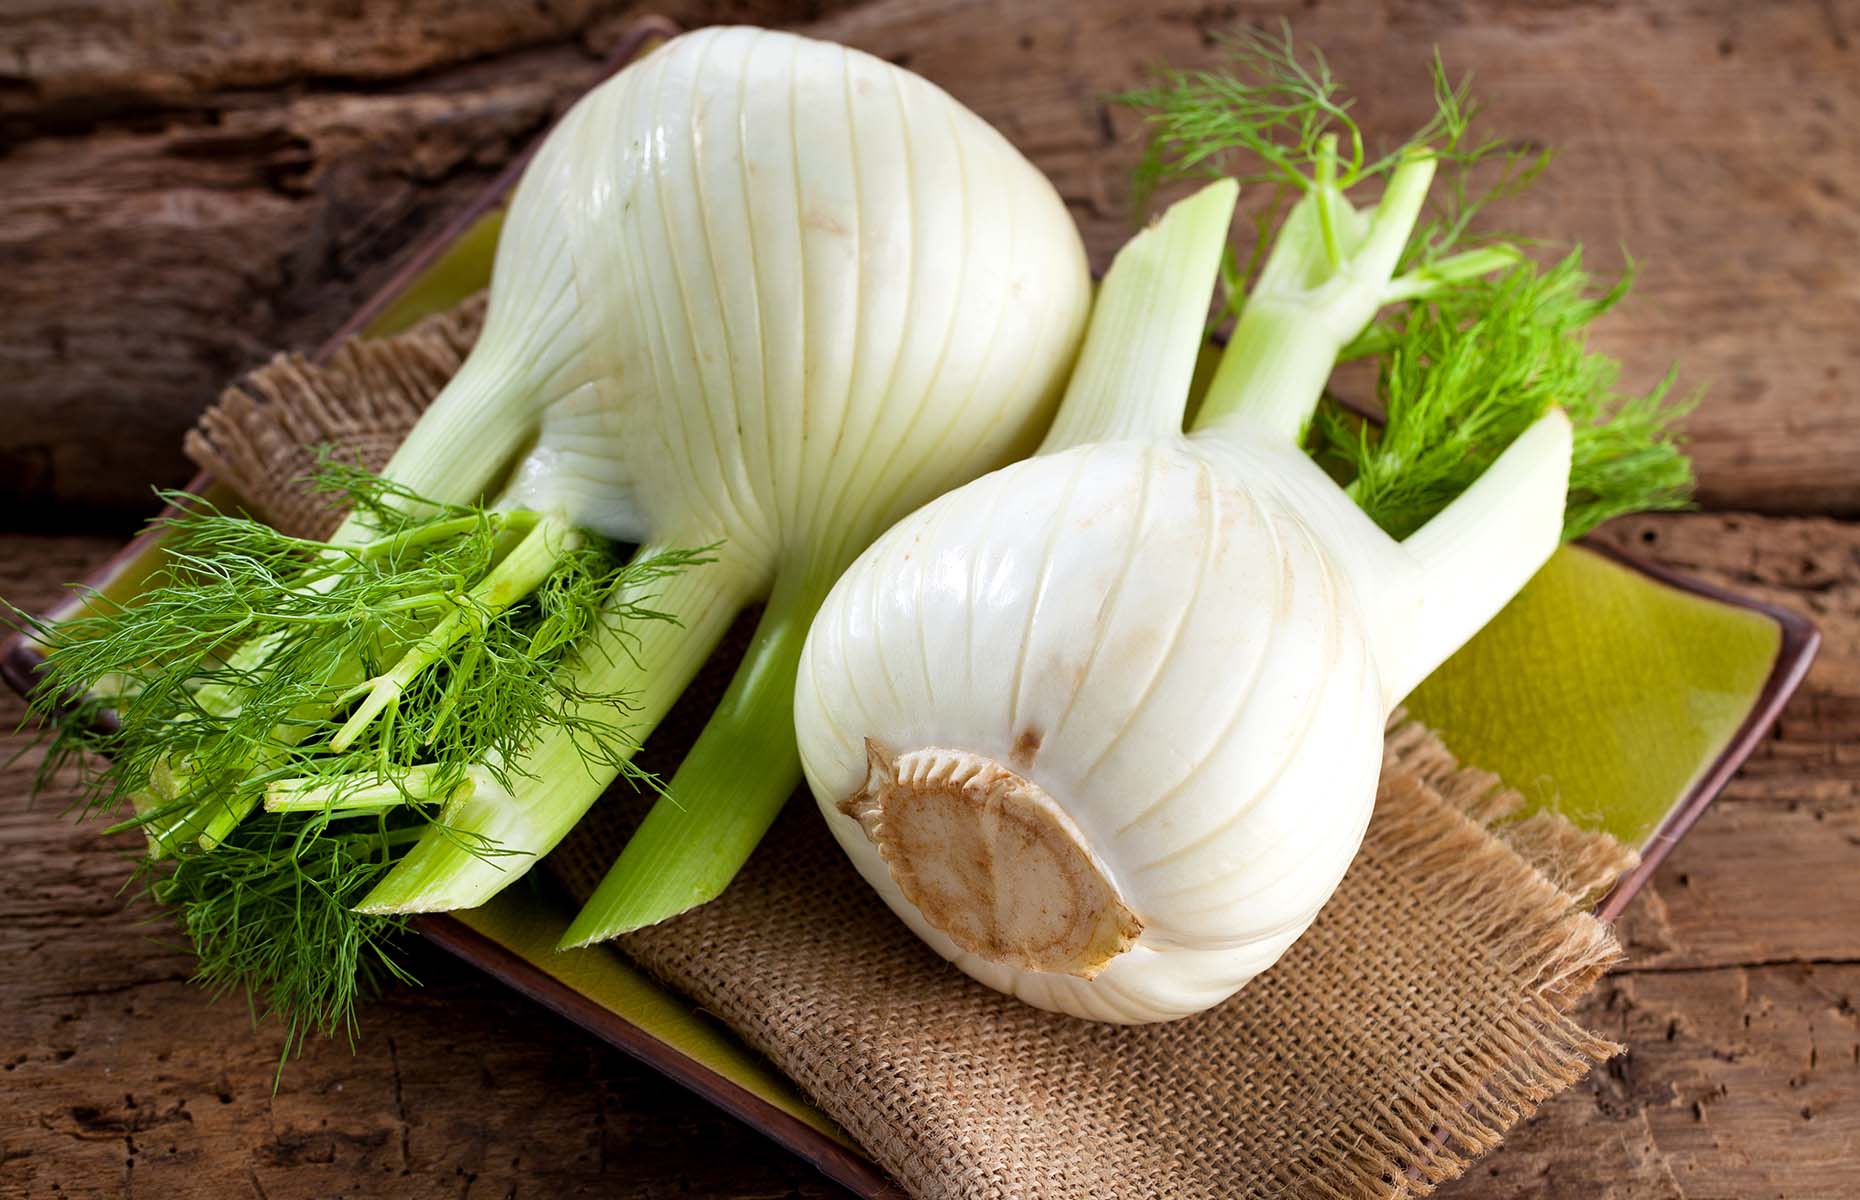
(795, 176, 1573, 1023)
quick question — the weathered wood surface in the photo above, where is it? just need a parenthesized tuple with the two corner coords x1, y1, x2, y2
(1, 0, 1857, 524)
(2, 0, 1857, 1196)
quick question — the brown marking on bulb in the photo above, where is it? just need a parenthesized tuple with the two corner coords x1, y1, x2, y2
(803, 205, 851, 236)
(840, 739, 1140, 979)
(1011, 726, 1043, 768)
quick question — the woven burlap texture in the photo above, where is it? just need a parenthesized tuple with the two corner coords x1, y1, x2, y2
(189, 299, 1639, 1200)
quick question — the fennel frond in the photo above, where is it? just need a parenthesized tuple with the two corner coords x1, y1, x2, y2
(12, 461, 707, 1050)
(1119, 24, 1691, 541)
(1325, 252, 1695, 541)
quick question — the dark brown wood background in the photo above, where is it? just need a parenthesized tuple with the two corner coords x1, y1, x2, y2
(3, 1, 1857, 1196)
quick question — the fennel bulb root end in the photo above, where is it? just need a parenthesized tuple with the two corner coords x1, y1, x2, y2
(843, 741, 1142, 979)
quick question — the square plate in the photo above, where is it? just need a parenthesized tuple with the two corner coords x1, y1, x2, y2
(0, 18, 1818, 1196)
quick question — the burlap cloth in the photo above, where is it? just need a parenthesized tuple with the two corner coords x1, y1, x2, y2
(189, 299, 1639, 1199)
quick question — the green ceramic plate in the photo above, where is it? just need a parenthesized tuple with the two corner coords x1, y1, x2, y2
(0, 20, 1818, 1197)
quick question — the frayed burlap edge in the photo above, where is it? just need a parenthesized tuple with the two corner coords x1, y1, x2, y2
(183, 294, 489, 540)
(186, 299, 1641, 1200)
(1382, 717, 1640, 909)
(1362, 722, 1631, 1193)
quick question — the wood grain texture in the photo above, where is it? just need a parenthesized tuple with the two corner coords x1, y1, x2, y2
(0, 0, 863, 526)
(1, 1, 1856, 1196)
(1, 0, 1857, 524)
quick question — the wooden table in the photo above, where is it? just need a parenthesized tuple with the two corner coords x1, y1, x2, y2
(3, 2, 1856, 1196)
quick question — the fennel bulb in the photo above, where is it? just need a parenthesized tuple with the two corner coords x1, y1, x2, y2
(795, 177, 1569, 1023)
(795, 31, 1691, 1023)
(25, 23, 1089, 1042)
(345, 24, 1096, 931)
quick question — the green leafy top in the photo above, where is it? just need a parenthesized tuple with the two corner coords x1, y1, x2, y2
(1124, 26, 1482, 206)
(13, 460, 706, 1061)
(1326, 252, 1694, 540)
(1122, 24, 1540, 305)
(1119, 23, 1693, 540)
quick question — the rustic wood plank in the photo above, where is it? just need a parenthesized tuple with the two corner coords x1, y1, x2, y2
(0, 0, 858, 127)
(1443, 964, 1860, 1200)
(0, 0, 862, 526)
(2, 1, 1858, 523)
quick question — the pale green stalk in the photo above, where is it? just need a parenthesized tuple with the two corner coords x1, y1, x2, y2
(265, 763, 485, 814)
(1040, 180, 1241, 453)
(1194, 150, 1437, 439)
(330, 513, 583, 752)
(336, 343, 546, 532)
(558, 569, 826, 945)
(354, 547, 750, 914)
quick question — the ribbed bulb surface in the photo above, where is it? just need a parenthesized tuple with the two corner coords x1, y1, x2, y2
(484, 25, 1091, 572)
(795, 438, 1388, 1023)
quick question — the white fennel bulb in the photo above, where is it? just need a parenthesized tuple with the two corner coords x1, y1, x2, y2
(795, 174, 1573, 1023)
(449, 24, 1088, 556)
(343, 24, 1092, 928)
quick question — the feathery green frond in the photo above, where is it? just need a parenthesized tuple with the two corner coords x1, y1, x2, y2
(1119, 22, 1534, 326)
(1319, 251, 1695, 541)
(11, 460, 709, 1055)
(1117, 27, 1690, 541)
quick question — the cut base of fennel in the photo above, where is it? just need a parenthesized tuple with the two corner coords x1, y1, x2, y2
(842, 741, 1143, 979)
